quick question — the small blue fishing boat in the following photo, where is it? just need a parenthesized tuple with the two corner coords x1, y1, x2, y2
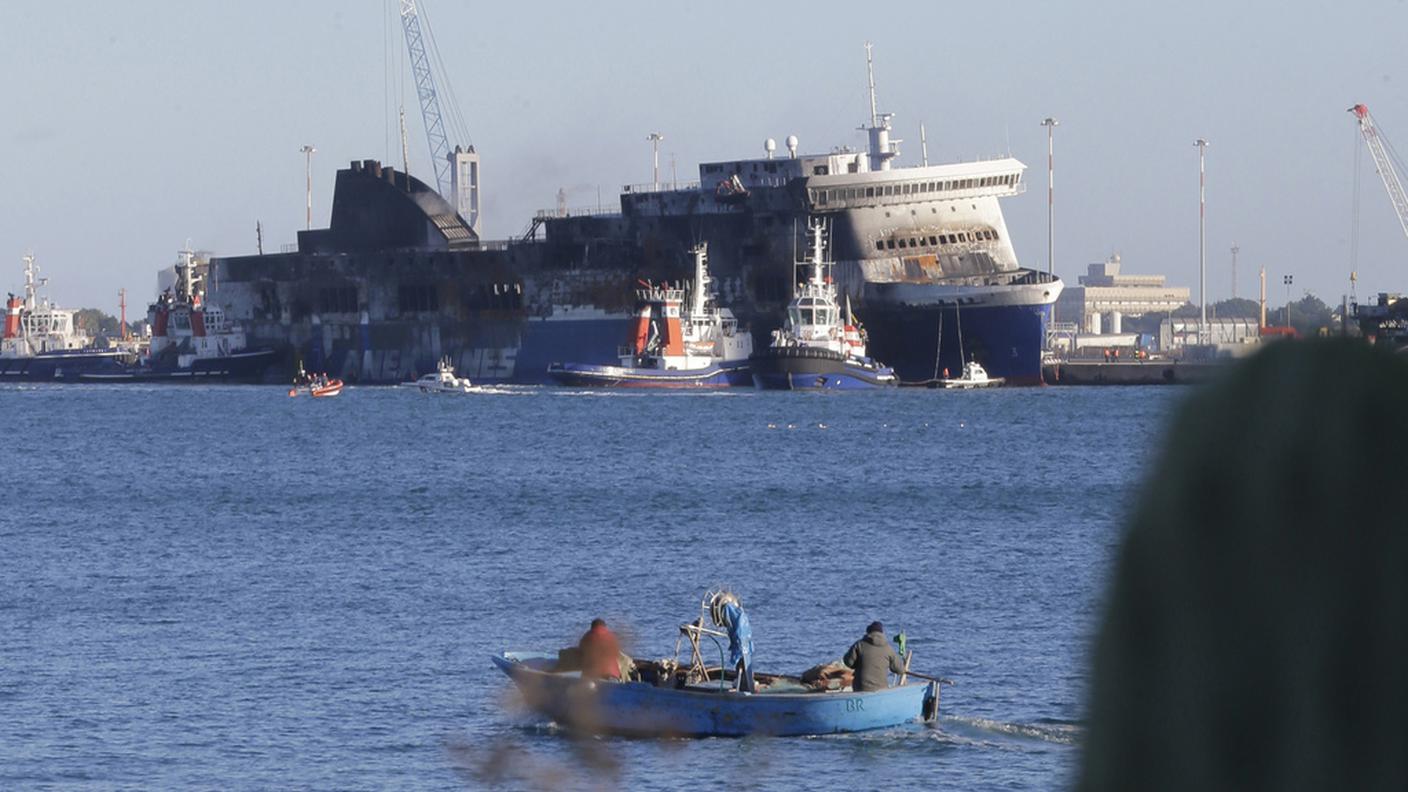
(491, 651, 940, 737)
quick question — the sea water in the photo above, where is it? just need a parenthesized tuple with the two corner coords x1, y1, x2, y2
(1, 384, 1180, 790)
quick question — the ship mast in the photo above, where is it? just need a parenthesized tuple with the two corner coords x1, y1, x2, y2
(860, 43, 899, 171)
(807, 218, 828, 287)
(690, 243, 710, 317)
(866, 42, 878, 128)
(22, 254, 42, 310)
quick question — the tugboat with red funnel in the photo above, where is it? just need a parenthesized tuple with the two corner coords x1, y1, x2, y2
(546, 243, 753, 387)
(0, 253, 133, 380)
(78, 247, 276, 383)
(750, 220, 896, 390)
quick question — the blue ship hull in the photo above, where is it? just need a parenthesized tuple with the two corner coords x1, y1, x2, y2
(546, 359, 751, 388)
(288, 302, 1048, 388)
(750, 347, 896, 390)
(861, 301, 1051, 386)
(493, 652, 938, 737)
(74, 349, 279, 384)
(0, 350, 130, 382)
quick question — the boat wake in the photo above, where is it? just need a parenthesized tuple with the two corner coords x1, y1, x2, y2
(941, 715, 1082, 747)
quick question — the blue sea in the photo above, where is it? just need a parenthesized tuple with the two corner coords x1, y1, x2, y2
(2, 384, 1180, 790)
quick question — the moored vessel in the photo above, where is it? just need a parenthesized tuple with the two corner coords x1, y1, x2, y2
(205, 45, 1060, 386)
(546, 243, 753, 388)
(78, 248, 277, 383)
(0, 254, 132, 381)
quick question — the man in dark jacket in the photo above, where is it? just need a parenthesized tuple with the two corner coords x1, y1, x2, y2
(843, 621, 905, 691)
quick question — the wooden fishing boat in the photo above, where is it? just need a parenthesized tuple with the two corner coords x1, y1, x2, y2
(491, 650, 941, 737)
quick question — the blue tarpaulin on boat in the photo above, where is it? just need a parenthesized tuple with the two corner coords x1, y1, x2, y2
(721, 601, 755, 692)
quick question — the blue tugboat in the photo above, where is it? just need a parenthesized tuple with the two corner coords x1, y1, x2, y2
(751, 220, 896, 390)
(546, 243, 753, 388)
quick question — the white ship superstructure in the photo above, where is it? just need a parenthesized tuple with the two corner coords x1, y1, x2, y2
(148, 247, 252, 366)
(1, 254, 93, 358)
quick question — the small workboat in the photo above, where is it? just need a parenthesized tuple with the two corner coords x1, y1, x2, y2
(491, 651, 939, 737)
(939, 360, 1004, 389)
(416, 357, 473, 393)
(289, 366, 343, 398)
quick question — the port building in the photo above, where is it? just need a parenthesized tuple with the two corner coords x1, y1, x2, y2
(1054, 255, 1189, 336)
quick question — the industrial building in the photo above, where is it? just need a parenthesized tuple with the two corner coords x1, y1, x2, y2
(1053, 255, 1190, 336)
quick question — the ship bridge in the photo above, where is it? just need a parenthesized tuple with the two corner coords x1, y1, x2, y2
(804, 158, 1025, 213)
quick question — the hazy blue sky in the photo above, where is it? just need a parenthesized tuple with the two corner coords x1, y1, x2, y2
(2, 0, 1406, 313)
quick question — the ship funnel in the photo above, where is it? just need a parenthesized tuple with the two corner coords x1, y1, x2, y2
(786, 135, 798, 159)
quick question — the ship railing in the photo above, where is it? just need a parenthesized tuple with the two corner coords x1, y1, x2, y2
(621, 181, 702, 194)
(474, 239, 516, 251)
(533, 206, 624, 220)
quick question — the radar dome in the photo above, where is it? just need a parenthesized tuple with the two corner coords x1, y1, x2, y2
(786, 135, 799, 158)
(765, 138, 777, 160)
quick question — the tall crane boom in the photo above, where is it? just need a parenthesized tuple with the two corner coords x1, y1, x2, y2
(1351, 104, 1408, 243)
(400, 0, 451, 197)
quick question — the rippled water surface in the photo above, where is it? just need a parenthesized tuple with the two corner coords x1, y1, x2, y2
(3, 384, 1182, 790)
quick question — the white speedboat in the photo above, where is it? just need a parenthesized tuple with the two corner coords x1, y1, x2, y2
(417, 358, 473, 393)
(940, 360, 1004, 389)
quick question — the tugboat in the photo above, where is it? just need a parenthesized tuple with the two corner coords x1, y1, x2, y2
(750, 220, 896, 390)
(0, 254, 133, 380)
(79, 247, 276, 383)
(546, 243, 753, 387)
(416, 357, 473, 393)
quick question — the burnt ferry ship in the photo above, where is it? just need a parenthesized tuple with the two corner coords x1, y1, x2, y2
(208, 56, 1062, 385)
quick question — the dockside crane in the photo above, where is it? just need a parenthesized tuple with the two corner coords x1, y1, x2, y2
(1350, 104, 1408, 244)
(399, 0, 480, 236)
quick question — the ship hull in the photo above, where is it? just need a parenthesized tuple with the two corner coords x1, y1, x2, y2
(0, 350, 131, 382)
(267, 303, 1049, 388)
(74, 349, 278, 384)
(860, 301, 1052, 387)
(546, 360, 751, 388)
(750, 347, 896, 390)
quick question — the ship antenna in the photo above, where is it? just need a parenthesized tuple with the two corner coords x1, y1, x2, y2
(865, 41, 878, 128)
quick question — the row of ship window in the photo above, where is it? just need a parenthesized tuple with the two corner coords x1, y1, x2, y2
(814, 173, 1020, 205)
(313, 284, 526, 315)
(876, 228, 999, 252)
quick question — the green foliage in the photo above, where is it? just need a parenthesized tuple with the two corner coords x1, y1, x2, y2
(73, 308, 121, 337)
(1211, 298, 1261, 318)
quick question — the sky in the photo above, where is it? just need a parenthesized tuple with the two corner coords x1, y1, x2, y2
(1, 0, 1406, 314)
